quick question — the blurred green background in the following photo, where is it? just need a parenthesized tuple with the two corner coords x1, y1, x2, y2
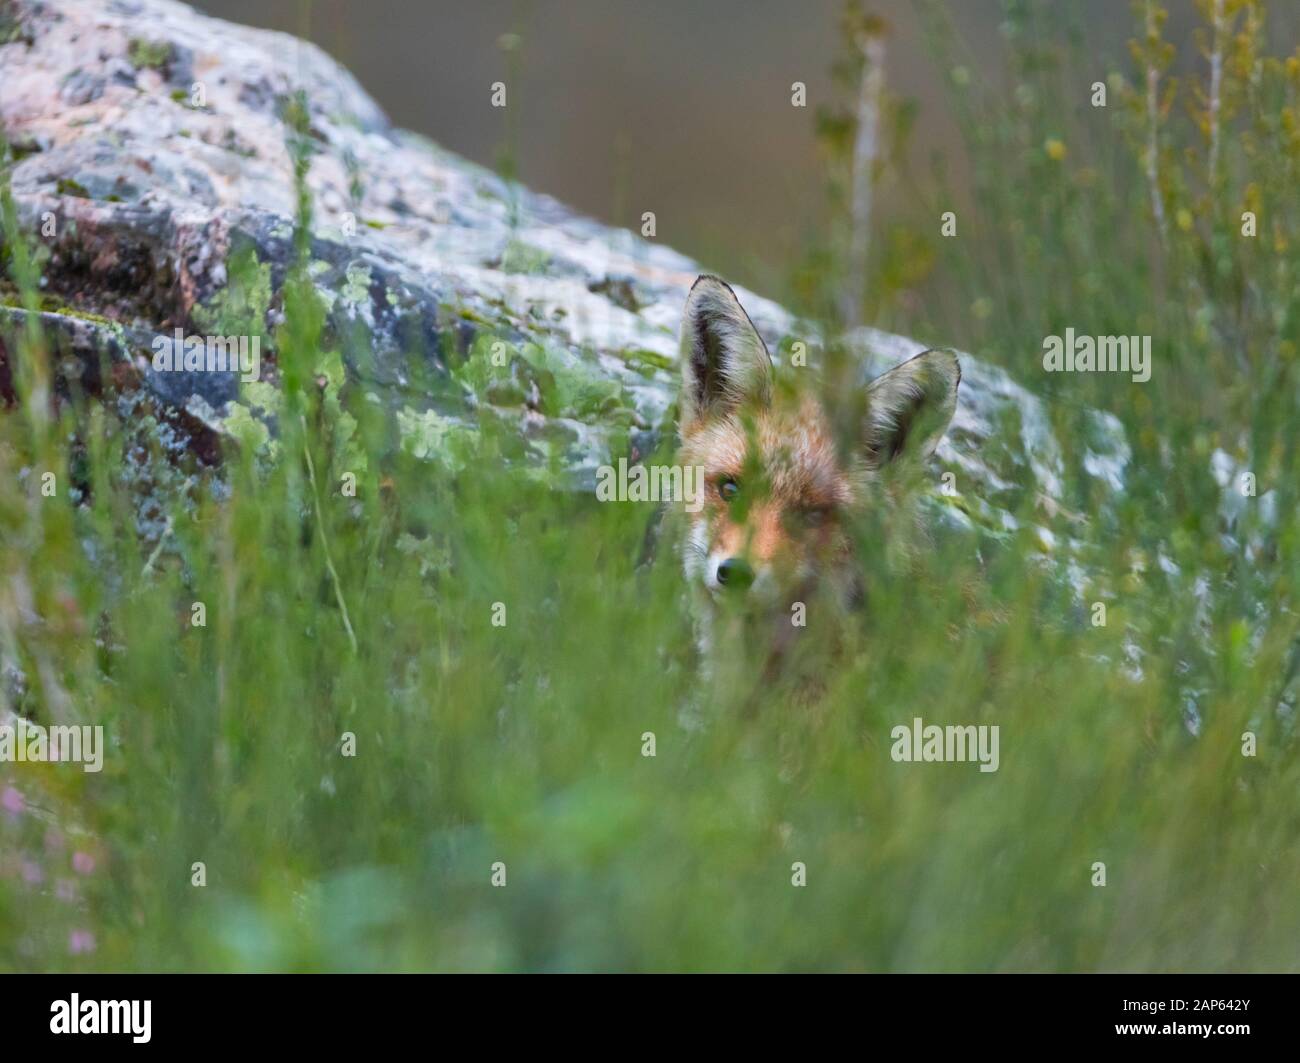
(198, 0, 1298, 293)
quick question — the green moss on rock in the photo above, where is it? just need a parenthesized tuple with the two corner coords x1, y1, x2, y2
(127, 37, 173, 70)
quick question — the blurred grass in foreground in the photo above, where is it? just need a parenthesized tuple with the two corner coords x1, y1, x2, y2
(0, 0, 1297, 971)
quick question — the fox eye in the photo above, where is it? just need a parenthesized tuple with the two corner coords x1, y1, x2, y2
(717, 476, 740, 501)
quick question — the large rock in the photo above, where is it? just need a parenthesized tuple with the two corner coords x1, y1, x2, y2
(0, 0, 1128, 543)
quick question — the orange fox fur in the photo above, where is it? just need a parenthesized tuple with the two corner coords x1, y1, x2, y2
(675, 275, 960, 641)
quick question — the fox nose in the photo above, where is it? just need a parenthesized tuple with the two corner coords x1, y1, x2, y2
(716, 557, 754, 590)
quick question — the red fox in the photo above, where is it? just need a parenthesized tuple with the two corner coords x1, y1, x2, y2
(676, 275, 960, 650)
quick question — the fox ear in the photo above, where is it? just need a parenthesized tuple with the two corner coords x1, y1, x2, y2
(679, 275, 772, 433)
(863, 348, 960, 467)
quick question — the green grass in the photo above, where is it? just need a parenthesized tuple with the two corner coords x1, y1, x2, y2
(0, 0, 1297, 971)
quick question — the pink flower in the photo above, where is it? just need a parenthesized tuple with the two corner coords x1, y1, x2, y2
(71, 851, 96, 875)
(68, 929, 96, 955)
(1, 786, 23, 817)
(21, 861, 43, 886)
(55, 879, 77, 902)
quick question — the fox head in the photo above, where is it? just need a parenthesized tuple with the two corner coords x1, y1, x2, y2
(676, 275, 959, 608)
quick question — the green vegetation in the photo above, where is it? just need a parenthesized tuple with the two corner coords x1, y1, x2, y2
(0, 2, 31, 48)
(54, 177, 89, 199)
(0, 1, 1296, 971)
(126, 37, 173, 72)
